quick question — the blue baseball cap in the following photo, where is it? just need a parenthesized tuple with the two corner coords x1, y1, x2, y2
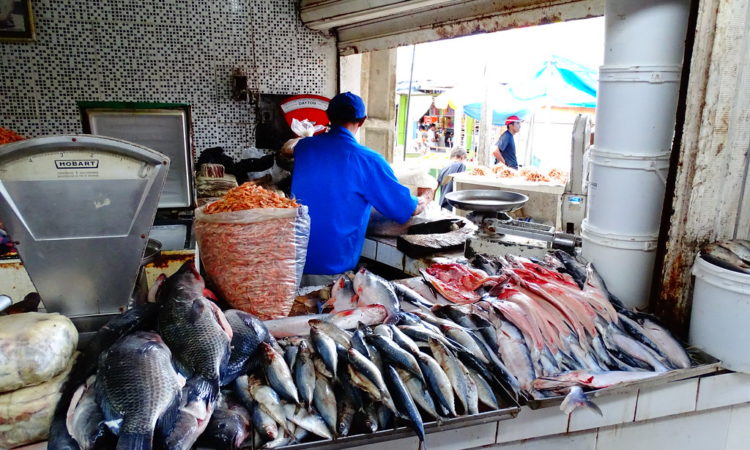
(326, 92, 367, 121)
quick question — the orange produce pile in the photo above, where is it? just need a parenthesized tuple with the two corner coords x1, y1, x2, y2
(0, 128, 26, 145)
(204, 182, 298, 214)
(523, 170, 550, 182)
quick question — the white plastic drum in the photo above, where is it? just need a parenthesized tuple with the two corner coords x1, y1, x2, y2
(581, 220, 658, 310)
(586, 147, 669, 236)
(690, 255, 750, 373)
(595, 65, 681, 155)
(604, 0, 690, 66)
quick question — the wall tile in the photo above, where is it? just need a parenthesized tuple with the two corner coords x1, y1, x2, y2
(635, 379, 699, 421)
(568, 391, 638, 432)
(697, 372, 750, 411)
(726, 403, 750, 449)
(0, 0, 336, 160)
(496, 405, 569, 443)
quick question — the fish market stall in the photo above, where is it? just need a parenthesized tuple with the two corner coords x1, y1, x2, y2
(0, 140, 744, 450)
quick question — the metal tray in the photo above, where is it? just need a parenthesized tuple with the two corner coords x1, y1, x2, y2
(445, 190, 528, 213)
(276, 405, 520, 449)
(525, 346, 724, 410)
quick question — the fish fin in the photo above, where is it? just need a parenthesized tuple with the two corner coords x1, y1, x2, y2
(185, 376, 220, 405)
(155, 391, 182, 441)
(189, 299, 206, 323)
(117, 431, 153, 450)
(560, 386, 602, 416)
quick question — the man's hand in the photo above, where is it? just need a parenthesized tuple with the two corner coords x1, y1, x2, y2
(492, 146, 504, 165)
(412, 193, 430, 216)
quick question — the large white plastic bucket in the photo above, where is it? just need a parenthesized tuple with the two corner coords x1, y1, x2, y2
(581, 220, 657, 311)
(605, 0, 690, 66)
(595, 65, 681, 154)
(690, 255, 750, 373)
(586, 147, 669, 236)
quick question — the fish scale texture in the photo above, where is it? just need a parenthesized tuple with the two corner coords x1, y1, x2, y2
(97, 333, 181, 434)
(159, 298, 230, 380)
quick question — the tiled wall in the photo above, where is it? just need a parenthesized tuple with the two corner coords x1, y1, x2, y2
(0, 0, 337, 160)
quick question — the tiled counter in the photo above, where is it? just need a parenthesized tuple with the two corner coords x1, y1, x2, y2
(362, 236, 464, 276)
(347, 372, 750, 450)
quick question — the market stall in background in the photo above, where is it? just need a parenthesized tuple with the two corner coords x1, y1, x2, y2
(1, 0, 750, 449)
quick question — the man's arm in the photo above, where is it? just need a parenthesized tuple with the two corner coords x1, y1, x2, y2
(492, 145, 505, 165)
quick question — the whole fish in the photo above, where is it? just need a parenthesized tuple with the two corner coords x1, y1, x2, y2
(383, 365, 426, 446)
(466, 367, 498, 410)
(639, 318, 691, 369)
(157, 265, 231, 406)
(260, 342, 300, 404)
(353, 268, 401, 320)
(336, 393, 356, 437)
(253, 403, 279, 442)
(392, 282, 434, 310)
(294, 340, 316, 409)
(415, 351, 456, 416)
(361, 401, 379, 433)
(346, 348, 397, 411)
(66, 376, 114, 450)
(396, 368, 440, 419)
(310, 326, 339, 378)
(366, 334, 424, 382)
(533, 370, 662, 391)
(428, 338, 477, 415)
(222, 309, 270, 385)
(283, 403, 333, 440)
(701, 243, 750, 273)
(94, 331, 182, 450)
(308, 319, 352, 347)
(313, 372, 337, 435)
(49, 303, 159, 450)
(196, 393, 251, 450)
(284, 343, 300, 371)
(236, 376, 294, 438)
(717, 240, 750, 263)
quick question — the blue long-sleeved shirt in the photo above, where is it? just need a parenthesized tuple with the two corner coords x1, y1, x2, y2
(291, 125, 417, 275)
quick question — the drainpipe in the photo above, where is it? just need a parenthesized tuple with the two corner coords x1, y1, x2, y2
(582, 0, 690, 309)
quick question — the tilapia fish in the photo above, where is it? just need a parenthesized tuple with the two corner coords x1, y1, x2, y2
(94, 331, 182, 450)
(158, 263, 232, 405)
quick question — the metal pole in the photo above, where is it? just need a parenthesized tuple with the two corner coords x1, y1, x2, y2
(403, 45, 417, 161)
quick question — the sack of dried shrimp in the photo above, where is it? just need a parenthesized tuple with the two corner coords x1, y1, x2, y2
(194, 183, 310, 319)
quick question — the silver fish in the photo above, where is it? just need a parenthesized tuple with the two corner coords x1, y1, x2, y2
(313, 372, 337, 435)
(283, 403, 333, 440)
(260, 342, 300, 404)
(353, 268, 400, 319)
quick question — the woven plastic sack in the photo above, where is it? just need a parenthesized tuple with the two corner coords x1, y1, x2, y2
(194, 204, 310, 319)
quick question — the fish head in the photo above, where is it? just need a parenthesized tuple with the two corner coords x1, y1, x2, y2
(158, 260, 205, 303)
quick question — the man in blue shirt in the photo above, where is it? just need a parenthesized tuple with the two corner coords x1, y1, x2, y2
(291, 92, 428, 284)
(492, 115, 522, 169)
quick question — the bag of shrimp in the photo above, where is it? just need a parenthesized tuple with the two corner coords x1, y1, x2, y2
(194, 183, 310, 319)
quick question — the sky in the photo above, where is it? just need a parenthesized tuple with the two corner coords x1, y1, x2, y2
(396, 17, 605, 87)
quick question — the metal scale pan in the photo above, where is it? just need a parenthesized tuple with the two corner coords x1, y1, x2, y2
(0, 135, 169, 320)
(445, 189, 528, 213)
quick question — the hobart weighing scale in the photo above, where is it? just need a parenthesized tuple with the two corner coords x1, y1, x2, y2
(445, 189, 580, 259)
(0, 135, 169, 329)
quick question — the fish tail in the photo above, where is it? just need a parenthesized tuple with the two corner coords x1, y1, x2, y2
(560, 386, 603, 416)
(116, 431, 153, 450)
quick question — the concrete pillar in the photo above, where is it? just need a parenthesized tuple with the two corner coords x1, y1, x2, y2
(339, 49, 398, 162)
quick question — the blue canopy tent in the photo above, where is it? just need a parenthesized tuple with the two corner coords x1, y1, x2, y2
(456, 56, 597, 124)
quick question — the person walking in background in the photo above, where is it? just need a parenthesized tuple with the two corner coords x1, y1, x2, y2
(426, 123, 438, 151)
(492, 115, 522, 169)
(437, 147, 468, 210)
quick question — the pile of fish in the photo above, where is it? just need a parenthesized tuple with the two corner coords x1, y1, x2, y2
(700, 239, 750, 274)
(50, 262, 514, 450)
(415, 251, 693, 409)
